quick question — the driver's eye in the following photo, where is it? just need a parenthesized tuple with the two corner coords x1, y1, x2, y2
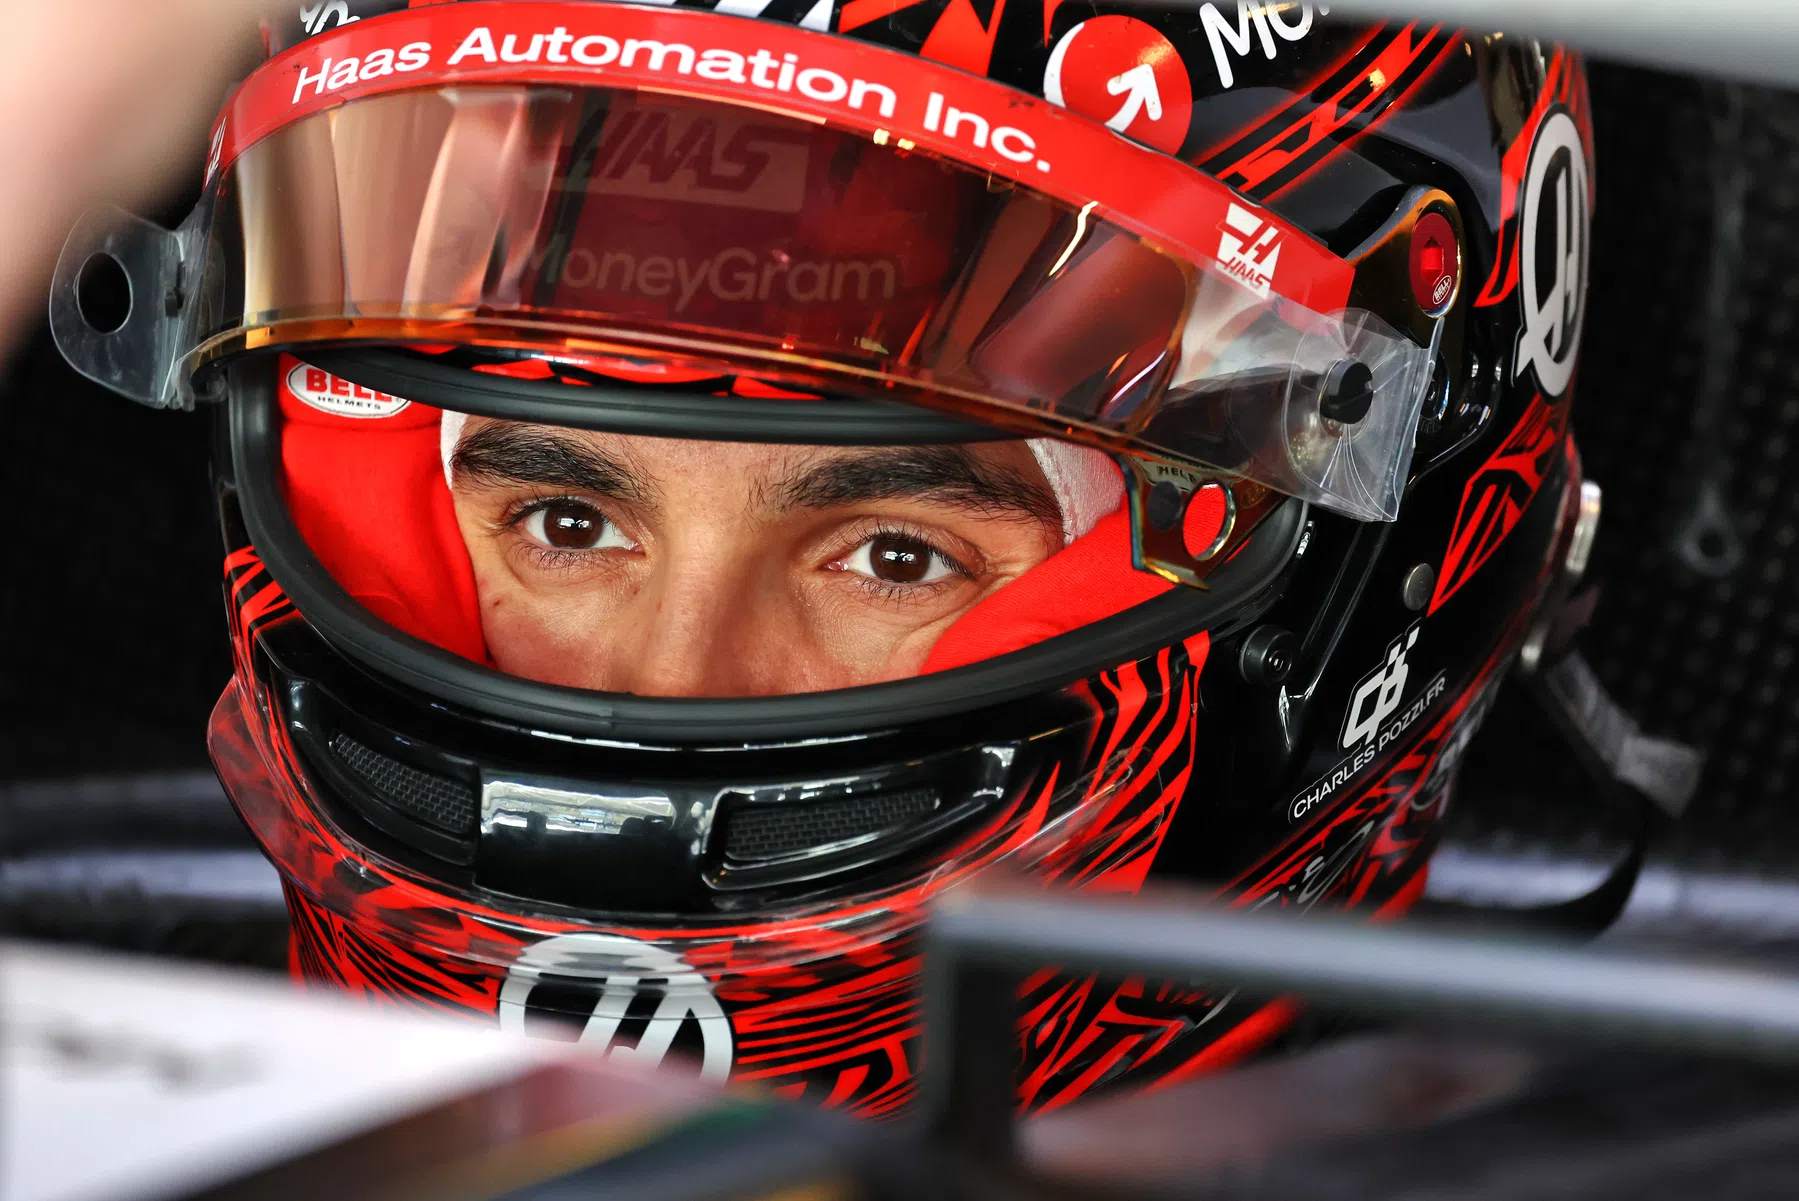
(842, 532, 959, 585)
(521, 499, 634, 551)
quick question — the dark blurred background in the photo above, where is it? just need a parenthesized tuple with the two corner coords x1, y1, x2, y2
(2, 63, 1795, 955)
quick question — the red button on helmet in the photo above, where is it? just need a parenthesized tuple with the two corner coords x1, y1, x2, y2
(1411, 210, 1463, 315)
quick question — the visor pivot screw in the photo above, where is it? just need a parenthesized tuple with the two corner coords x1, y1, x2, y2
(1239, 625, 1297, 686)
(1146, 481, 1185, 531)
(1402, 563, 1436, 612)
(1319, 361, 1375, 425)
(163, 262, 185, 317)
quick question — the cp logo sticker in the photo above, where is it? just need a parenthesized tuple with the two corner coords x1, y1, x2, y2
(499, 932, 733, 1081)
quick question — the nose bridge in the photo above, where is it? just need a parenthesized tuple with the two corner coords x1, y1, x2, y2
(618, 542, 760, 697)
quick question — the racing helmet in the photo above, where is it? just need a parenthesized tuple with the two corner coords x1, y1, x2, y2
(50, 0, 1596, 1115)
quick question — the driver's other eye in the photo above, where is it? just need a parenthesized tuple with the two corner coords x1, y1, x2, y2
(521, 499, 634, 551)
(843, 531, 960, 585)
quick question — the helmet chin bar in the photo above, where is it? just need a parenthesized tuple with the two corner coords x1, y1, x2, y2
(1122, 189, 1466, 588)
(275, 656, 1097, 914)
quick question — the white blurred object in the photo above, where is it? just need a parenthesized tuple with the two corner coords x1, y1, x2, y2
(1311, 0, 1799, 90)
(0, 942, 546, 1201)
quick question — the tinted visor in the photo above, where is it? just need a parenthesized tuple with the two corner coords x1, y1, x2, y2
(240, 86, 1188, 400)
(57, 83, 1430, 520)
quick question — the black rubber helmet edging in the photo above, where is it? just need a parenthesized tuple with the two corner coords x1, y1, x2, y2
(307, 348, 1017, 445)
(230, 357, 1306, 741)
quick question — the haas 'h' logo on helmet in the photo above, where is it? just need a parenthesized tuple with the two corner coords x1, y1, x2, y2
(499, 933, 734, 1081)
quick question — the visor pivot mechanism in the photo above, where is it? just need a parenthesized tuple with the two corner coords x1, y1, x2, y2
(1119, 457, 1269, 589)
(1319, 360, 1375, 427)
(47, 204, 189, 408)
(163, 262, 186, 318)
(1238, 625, 1297, 686)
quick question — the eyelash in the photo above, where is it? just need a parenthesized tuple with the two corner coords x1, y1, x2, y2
(500, 494, 633, 570)
(834, 521, 975, 601)
(495, 502, 974, 598)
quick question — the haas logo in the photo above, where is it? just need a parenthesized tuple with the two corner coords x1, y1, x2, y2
(499, 933, 733, 1082)
(1516, 109, 1589, 398)
(588, 102, 810, 215)
(1217, 203, 1283, 298)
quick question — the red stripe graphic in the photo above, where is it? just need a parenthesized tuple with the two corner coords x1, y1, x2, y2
(1203, 23, 1454, 199)
(1475, 51, 1591, 309)
(918, 0, 1007, 75)
(1428, 394, 1568, 614)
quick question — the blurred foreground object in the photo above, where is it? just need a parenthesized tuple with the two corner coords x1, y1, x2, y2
(0, 0, 271, 348)
(4, 940, 549, 1201)
(25, 893, 1799, 1199)
(939, 889, 1799, 1200)
(1310, 0, 1799, 89)
(1, 940, 886, 1201)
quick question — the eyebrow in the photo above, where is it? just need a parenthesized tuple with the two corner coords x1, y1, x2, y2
(773, 446, 1059, 526)
(449, 422, 651, 504)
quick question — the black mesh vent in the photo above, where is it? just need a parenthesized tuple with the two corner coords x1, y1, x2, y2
(724, 789, 940, 863)
(328, 733, 477, 835)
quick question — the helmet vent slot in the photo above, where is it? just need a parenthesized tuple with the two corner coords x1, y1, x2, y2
(724, 788, 940, 865)
(328, 732, 478, 835)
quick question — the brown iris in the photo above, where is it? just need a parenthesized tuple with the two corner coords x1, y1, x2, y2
(541, 499, 605, 549)
(868, 533, 935, 584)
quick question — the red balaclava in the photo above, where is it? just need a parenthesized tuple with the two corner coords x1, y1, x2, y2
(275, 352, 1182, 675)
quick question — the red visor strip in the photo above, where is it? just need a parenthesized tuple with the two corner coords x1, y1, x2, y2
(206, 1, 1353, 314)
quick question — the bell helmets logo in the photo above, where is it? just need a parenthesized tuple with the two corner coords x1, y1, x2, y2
(285, 360, 411, 418)
(1515, 108, 1589, 399)
(1217, 203, 1283, 298)
(1042, 16, 1193, 155)
(498, 932, 733, 1082)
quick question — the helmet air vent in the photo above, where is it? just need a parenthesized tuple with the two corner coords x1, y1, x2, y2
(328, 732, 479, 836)
(723, 788, 942, 866)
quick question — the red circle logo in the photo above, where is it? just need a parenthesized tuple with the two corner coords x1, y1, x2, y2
(1409, 211, 1461, 315)
(1043, 16, 1193, 156)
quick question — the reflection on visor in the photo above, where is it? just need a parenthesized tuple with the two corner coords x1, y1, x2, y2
(55, 84, 1432, 519)
(235, 87, 1193, 410)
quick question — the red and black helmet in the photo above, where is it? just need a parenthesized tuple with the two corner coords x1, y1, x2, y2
(51, 0, 1594, 1115)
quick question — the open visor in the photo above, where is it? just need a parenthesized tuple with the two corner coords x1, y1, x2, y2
(54, 82, 1432, 520)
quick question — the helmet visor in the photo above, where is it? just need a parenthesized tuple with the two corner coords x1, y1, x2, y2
(59, 78, 1431, 520)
